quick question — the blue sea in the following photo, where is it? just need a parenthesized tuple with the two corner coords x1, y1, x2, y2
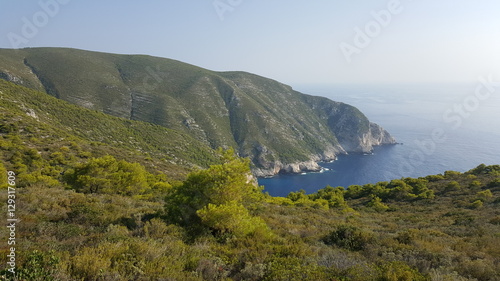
(259, 83, 500, 197)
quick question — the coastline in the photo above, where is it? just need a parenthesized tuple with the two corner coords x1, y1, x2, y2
(254, 143, 399, 179)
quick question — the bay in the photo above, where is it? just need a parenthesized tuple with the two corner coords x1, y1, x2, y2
(259, 83, 500, 197)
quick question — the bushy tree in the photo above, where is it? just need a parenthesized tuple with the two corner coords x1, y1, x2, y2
(387, 179, 413, 200)
(445, 181, 461, 192)
(476, 189, 493, 201)
(14, 250, 60, 281)
(323, 225, 374, 251)
(287, 189, 308, 202)
(367, 195, 389, 212)
(165, 148, 266, 238)
(345, 184, 364, 199)
(196, 200, 268, 237)
(65, 155, 152, 196)
(310, 185, 348, 209)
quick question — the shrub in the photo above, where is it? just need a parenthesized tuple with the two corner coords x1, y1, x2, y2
(165, 149, 268, 239)
(197, 201, 270, 238)
(287, 189, 308, 202)
(476, 189, 493, 201)
(489, 216, 500, 225)
(237, 262, 267, 281)
(65, 155, 152, 196)
(426, 174, 445, 182)
(395, 229, 419, 245)
(366, 195, 389, 212)
(264, 257, 328, 281)
(458, 259, 498, 281)
(345, 185, 364, 199)
(323, 225, 374, 251)
(445, 181, 461, 192)
(267, 196, 294, 206)
(487, 178, 500, 189)
(377, 261, 427, 281)
(469, 200, 483, 209)
(444, 170, 462, 178)
(310, 186, 348, 209)
(14, 250, 60, 281)
(0, 162, 9, 189)
(469, 180, 482, 190)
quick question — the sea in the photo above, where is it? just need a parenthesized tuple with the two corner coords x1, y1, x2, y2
(259, 83, 500, 197)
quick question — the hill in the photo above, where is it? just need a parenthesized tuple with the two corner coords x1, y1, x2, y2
(0, 47, 395, 176)
(0, 119, 498, 280)
(0, 79, 217, 179)
(0, 79, 498, 280)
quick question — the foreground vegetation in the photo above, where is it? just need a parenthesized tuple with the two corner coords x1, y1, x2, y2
(1, 140, 499, 280)
(1, 79, 499, 280)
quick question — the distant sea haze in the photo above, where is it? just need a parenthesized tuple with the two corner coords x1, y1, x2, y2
(260, 83, 500, 197)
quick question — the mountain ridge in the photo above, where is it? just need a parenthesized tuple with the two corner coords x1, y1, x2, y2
(0, 47, 396, 176)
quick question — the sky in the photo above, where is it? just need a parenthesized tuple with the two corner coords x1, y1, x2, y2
(1, 0, 500, 86)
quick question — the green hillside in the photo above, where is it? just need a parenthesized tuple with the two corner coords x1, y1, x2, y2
(0, 47, 395, 176)
(0, 79, 217, 179)
(0, 79, 499, 280)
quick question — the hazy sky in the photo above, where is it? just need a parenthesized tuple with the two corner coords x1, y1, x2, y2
(1, 0, 500, 86)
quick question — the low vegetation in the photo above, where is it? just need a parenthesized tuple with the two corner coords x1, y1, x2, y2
(1, 132, 499, 280)
(1, 79, 499, 280)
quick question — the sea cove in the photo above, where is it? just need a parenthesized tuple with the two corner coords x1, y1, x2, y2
(260, 83, 500, 196)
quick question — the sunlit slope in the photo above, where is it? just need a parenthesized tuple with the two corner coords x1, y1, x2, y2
(0, 79, 217, 178)
(0, 47, 395, 175)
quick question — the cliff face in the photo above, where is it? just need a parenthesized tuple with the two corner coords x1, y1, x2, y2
(0, 48, 396, 176)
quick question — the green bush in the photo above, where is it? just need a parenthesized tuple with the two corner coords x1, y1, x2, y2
(309, 185, 349, 209)
(264, 257, 328, 281)
(14, 250, 60, 281)
(197, 201, 270, 238)
(476, 189, 493, 201)
(445, 181, 461, 192)
(65, 155, 153, 196)
(470, 200, 483, 209)
(323, 225, 374, 251)
(165, 149, 267, 238)
(376, 261, 427, 281)
(367, 195, 389, 212)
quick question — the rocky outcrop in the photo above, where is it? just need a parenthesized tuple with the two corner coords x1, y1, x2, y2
(253, 159, 322, 177)
(251, 122, 396, 177)
(250, 144, 343, 177)
(253, 153, 344, 177)
(368, 122, 396, 146)
(0, 71, 21, 84)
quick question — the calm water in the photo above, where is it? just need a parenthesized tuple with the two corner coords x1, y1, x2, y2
(260, 83, 500, 197)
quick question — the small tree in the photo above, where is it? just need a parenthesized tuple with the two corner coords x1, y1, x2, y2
(165, 148, 266, 238)
(66, 155, 151, 196)
(310, 185, 348, 209)
(323, 225, 374, 251)
(196, 201, 268, 237)
(367, 195, 389, 212)
(476, 189, 493, 201)
(445, 181, 461, 192)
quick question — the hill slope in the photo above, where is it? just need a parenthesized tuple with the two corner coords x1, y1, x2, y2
(0, 48, 395, 176)
(1, 69, 499, 281)
(0, 79, 217, 179)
